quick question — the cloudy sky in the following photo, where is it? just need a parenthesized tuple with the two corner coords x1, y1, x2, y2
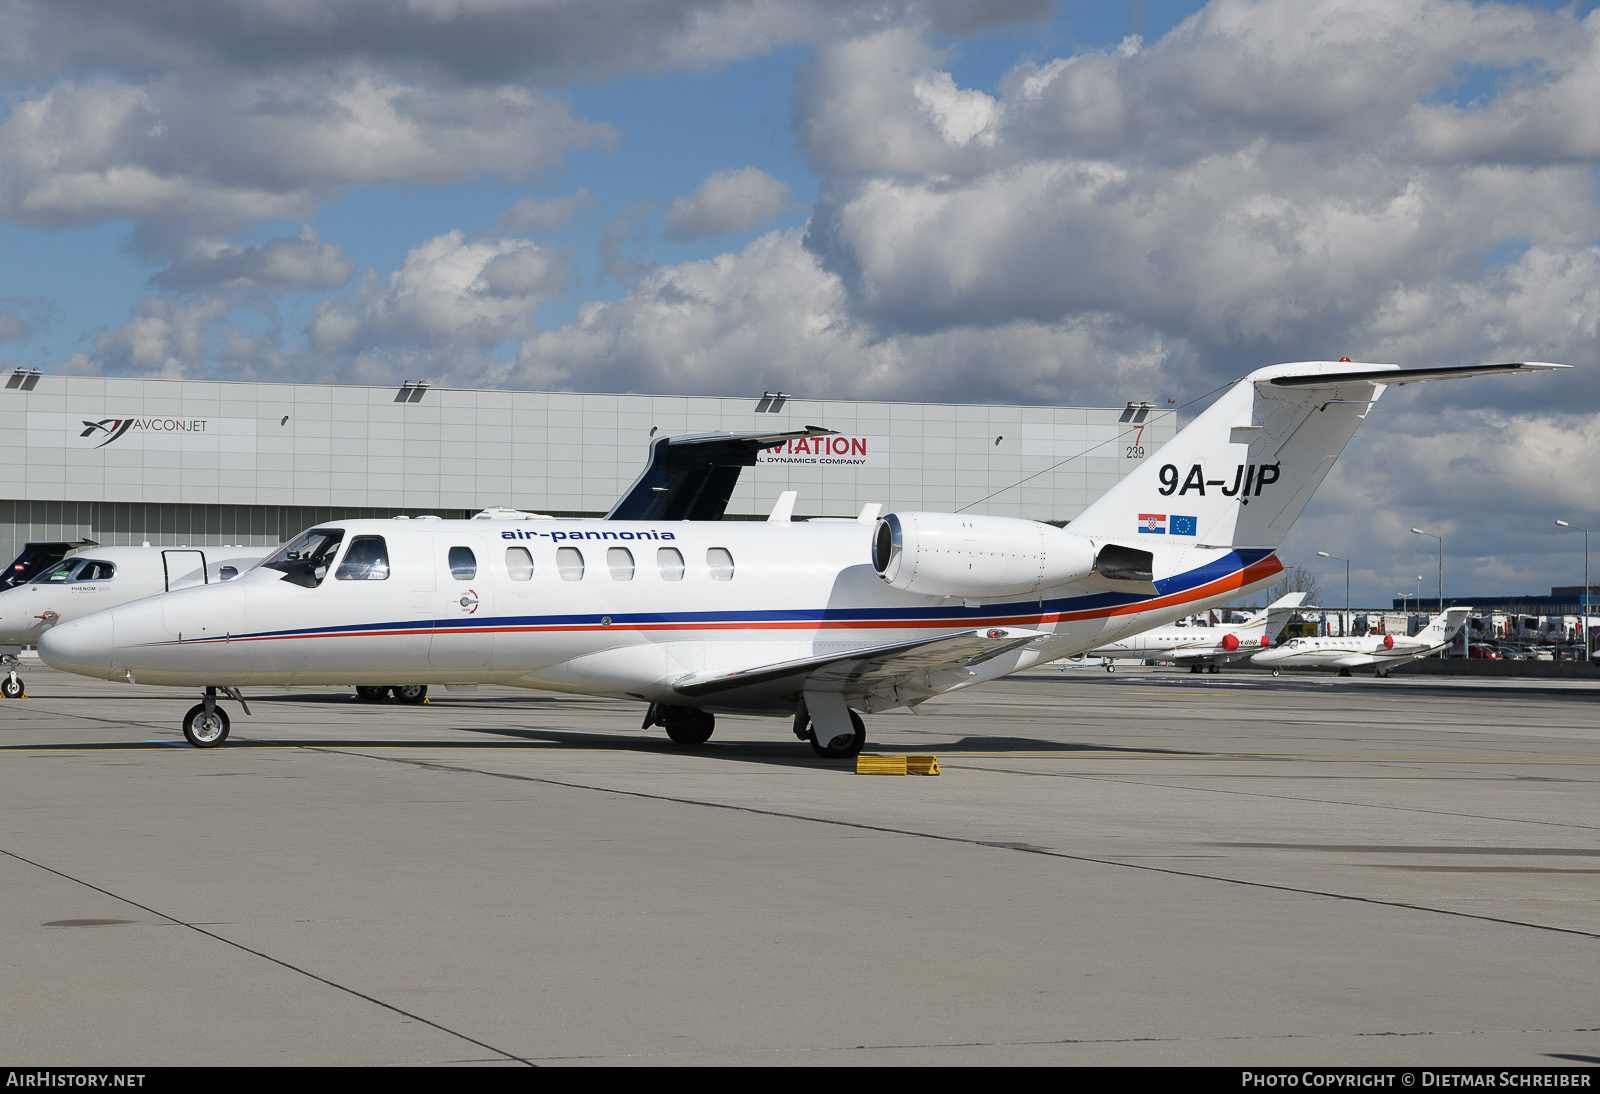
(2, 0, 1598, 605)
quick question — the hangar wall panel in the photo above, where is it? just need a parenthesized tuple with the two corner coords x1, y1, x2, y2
(4, 376, 1173, 559)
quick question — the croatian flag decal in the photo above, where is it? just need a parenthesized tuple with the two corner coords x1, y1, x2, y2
(1138, 513, 1166, 534)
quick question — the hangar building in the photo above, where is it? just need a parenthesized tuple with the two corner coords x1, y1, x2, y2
(2, 371, 1175, 559)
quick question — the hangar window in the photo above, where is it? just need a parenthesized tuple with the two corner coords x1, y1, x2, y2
(505, 547, 534, 581)
(336, 536, 390, 581)
(607, 547, 635, 581)
(263, 528, 344, 589)
(448, 546, 476, 581)
(557, 547, 585, 581)
(707, 548, 735, 581)
(75, 560, 116, 582)
(657, 547, 684, 581)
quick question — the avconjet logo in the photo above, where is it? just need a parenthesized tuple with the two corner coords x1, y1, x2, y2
(79, 417, 208, 448)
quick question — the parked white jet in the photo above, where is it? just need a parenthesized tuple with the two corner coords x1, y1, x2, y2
(1251, 606, 1472, 677)
(38, 361, 1563, 755)
(1080, 592, 1306, 673)
(0, 544, 268, 697)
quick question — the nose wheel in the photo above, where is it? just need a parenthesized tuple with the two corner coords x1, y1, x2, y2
(1, 656, 23, 698)
(182, 703, 230, 747)
(181, 687, 249, 748)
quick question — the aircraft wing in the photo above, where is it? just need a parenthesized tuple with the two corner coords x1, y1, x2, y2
(671, 628, 1047, 707)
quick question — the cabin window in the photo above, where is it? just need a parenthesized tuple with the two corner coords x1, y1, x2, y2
(447, 546, 476, 581)
(262, 528, 345, 589)
(336, 536, 390, 581)
(557, 546, 585, 581)
(218, 566, 238, 581)
(657, 547, 684, 581)
(707, 547, 735, 581)
(505, 546, 534, 581)
(607, 547, 635, 581)
(75, 560, 116, 582)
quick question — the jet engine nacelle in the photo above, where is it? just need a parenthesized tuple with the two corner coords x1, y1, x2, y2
(872, 512, 1103, 599)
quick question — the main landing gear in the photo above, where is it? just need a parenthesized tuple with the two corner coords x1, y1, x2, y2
(643, 703, 715, 746)
(355, 685, 429, 704)
(793, 697, 867, 759)
(182, 686, 250, 748)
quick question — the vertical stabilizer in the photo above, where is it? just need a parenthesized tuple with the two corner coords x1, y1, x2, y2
(1067, 362, 1565, 550)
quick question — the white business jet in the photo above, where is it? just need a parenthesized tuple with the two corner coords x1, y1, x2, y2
(1081, 592, 1306, 673)
(38, 361, 1563, 755)
(1251, 605, 1472, 677)
(0, 543, 269, 697)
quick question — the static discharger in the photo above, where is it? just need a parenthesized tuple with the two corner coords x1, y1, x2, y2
(856, 754, 940, 776)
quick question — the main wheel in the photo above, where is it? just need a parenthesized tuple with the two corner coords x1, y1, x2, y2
(1, 676, 22, 699)
(392, 684, 429, 705)
(808, 710, 866, 759)
(355, 685, 389, 702)
(1271, 669, 1280, 677)
(182, 703, 230, 748)
(1104, 664, 1115, 673)
(664, 708, 715, 746)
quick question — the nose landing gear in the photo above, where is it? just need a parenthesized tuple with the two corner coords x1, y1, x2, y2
(181, 686, 251, 748)
(1, 654, 24, 698)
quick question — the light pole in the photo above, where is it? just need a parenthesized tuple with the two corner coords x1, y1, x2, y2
(1556, 520, 1590, 662)
(1413, 529, 1443, 653)
(1318, 551, 1349, 637)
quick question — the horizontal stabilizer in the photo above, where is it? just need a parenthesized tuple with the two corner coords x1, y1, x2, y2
(672, 628, 1044, 701)
(1268, 362, 1568, 388)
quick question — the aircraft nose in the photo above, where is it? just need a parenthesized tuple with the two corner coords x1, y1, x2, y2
(39, 611, 117, 680)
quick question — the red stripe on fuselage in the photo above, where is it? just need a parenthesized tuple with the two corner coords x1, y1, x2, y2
(131, 555, 1283, 649)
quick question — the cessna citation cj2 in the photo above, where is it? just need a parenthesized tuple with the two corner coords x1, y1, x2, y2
(1252, 605, 1473, 677)
(1080, 592, 1306, 673)
(39, 361, 1564, 755)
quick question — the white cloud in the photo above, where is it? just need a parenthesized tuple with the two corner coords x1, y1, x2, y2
(499, 189, 597, 233)
(662, 167, 795, 242)
(155, 227, 355, 293)
(310, 230, 565, 357)
(0, 69, 614, 249)
(509, 228, 1169, 408)
(59, 298, 232, 379)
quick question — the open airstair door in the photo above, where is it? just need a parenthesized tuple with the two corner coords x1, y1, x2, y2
(607, 426, 837, 521)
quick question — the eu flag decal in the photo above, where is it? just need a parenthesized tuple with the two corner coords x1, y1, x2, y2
(1170, 515, 1198, 536)
(1138, 513, 1166, 534)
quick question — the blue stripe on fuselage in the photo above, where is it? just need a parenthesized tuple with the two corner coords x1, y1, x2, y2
(210, 549, 1273, 643)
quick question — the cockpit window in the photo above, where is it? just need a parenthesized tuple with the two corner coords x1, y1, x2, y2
(261, 528, 345, 589)
(336, 536, 390, 581)
(35, 561, 80, 584)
